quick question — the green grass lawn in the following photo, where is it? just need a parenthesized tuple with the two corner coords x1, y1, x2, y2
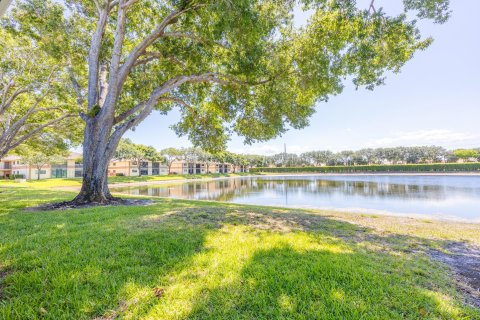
(0, 173, 253, 189)
(0, 186, 479, 319)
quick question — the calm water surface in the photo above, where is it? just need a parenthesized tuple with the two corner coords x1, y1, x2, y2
(110, 175, 480, 221)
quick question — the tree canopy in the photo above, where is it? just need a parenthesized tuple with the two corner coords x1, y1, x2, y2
(3, 0, 450, 203)
(115, 138, 163, 175)
(0, 28, 80, 158)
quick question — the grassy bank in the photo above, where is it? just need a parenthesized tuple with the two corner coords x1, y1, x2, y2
(0, 173, 252, 189)
(252, 163, 480, 174)
(1, 186, 479, 319)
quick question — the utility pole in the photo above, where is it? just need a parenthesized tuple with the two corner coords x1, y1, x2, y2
(283, 143, 287, 167)
(0, 0, 13, 17)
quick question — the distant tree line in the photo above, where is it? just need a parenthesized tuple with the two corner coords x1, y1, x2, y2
(271, 146, 480, 167)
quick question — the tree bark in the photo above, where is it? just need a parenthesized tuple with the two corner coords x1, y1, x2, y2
(72, 118, 117, 204)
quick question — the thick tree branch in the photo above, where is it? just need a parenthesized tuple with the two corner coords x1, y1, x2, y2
(117, 4, 204, 91)
(87, 6, 109, 109)
(121, 0, 141, 9)
(98, 63, 109, 106)
(107, 0, 127, 95)
(113, 101, 146, 124)
(8, 113, 75, 150)
(133, 52, 187, 68)
(113, 71, 268, 126)
(0, 87, 29, 116)
(161, 32, 228, 49)
(68, 68, 85, 107)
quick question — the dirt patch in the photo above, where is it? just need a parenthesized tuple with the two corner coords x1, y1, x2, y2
(430, 243, 480, 308)
(24, 199, 154, 212)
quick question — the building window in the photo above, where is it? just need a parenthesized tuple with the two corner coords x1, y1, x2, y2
(152, 162, 160, 175)
(35, 170, 47, 174)
(112, 162, 116, 166)
(140, 162, 149, 175)
(132, 169, 137, 173)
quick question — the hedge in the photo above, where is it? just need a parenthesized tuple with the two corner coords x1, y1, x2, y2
(250, 163, 480, 173)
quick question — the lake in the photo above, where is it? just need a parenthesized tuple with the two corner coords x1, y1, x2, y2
(110, 175, 480, 221)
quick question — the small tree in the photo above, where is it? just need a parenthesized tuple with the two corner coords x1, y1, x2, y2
(160, 147, 183, 174)
(115, 139, 161, 176)
(454, 149, 479, 162)
(197, 149, 216, 174)
(20, 151, 65, 180)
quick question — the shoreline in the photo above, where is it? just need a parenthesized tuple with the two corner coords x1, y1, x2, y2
(107, 171, 480, 188)
(258, 172, 480, 176)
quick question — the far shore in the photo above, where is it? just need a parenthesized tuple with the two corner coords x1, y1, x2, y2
(49, 171, 479, 190)
(258, 172, 480, 176)
(110, 171, 480, 188)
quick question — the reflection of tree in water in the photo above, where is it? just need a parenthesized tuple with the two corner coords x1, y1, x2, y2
(112, 177, 480, 202)
(252, 179, 461, 201)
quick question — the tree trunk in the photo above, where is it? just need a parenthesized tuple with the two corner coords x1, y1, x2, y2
(37, 166, 40, 180)
(72, 118, 116, 204)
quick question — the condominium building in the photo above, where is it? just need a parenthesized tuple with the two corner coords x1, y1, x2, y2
(169, 160, 248, 175)
(107, 160, 168, 177)
(0, 152, 83, 180)
(0, 154, 248, 180)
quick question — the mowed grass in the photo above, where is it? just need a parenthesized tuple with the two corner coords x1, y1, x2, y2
(0, 173, 253, 189)
(0, 187, 479, 319)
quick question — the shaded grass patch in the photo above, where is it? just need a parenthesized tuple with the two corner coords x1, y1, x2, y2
(0, 187, 479, 319)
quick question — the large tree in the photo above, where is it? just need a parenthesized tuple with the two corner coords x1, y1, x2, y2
(11, 0, 449, 203)
(0, 29, 79, 159)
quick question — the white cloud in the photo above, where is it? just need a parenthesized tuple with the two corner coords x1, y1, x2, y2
(366, 130, 480, 148)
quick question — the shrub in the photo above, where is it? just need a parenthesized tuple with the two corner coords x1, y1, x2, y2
(10, 174, 25, 180)
(115, 173, 125, 176)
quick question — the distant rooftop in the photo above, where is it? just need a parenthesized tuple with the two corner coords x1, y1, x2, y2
(1, 151, 82, 161)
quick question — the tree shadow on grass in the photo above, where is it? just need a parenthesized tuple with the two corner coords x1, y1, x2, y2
(0, 196, 479, 319)
(115, 202, 480, 319)
(186, 245, 476, 319)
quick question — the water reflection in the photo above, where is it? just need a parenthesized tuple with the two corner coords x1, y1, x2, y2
(110, 175, 480, 221)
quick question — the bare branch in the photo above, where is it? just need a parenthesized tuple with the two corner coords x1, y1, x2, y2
(368, 0, 377, 14)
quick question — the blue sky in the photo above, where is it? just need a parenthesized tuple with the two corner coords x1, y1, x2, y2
(125, 1, 480, 155)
